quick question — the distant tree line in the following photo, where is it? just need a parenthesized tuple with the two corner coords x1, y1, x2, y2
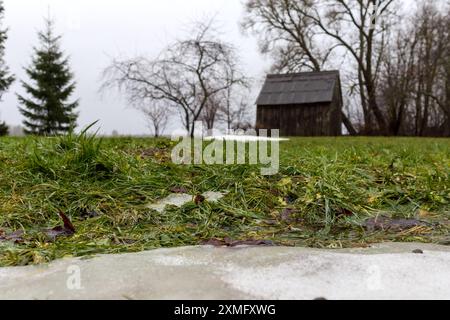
(0, 0, 78, 137)
(378, 2, 450, 136)
(241, 0, 450, 136)
(1, 0, 448, 137)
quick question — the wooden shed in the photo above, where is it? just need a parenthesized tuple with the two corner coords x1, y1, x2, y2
(256, 71, 343, 136)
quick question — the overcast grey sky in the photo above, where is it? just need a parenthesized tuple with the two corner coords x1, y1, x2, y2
(1, 0, 420, 135)
(1, 0, 270, 135)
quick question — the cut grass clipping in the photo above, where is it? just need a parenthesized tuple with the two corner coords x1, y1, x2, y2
(0, 129, 449, 266)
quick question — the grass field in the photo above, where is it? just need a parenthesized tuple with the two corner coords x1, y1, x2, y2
(0, 133, 449, 266)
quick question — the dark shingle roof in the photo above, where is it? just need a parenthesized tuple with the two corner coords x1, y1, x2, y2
(256, 71, 340, 106)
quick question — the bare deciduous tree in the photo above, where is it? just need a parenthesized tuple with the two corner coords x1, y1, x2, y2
(102, 20, 247, 137)
(217, 88, 253, 131)
(378, 1, 449, 136)
(138, 103, 169, 137)
(241, 0, 345, 73)
(200, 87, 254, 133)
(200, 89, 221, 132)
(411, 2, 449, 136)
(378, 26, 418, 135)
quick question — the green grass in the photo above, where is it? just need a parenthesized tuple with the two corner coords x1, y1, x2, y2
(0, 133, 449, 266)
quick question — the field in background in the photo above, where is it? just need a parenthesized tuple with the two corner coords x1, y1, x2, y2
(0, 135, 449, 266)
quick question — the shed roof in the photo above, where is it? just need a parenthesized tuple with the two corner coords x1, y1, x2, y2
(256, 70, 340, 106)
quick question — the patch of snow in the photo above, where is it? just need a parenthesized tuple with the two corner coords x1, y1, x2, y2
(152, 254, 212, 267)
(147, 192, 227, 213)
(220, 251, 450, 300)
(147, 194, 193, 213)
(202, 191, 227, 202)
(204, 135, 289, 142)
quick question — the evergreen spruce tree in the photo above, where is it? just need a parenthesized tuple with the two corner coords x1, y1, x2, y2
(18, 18, 78, 135)
(0, 1, 15, 136)
(0, 121, 8, 136)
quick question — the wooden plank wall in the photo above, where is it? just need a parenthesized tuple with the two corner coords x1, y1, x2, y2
(256, 103, 340, 136)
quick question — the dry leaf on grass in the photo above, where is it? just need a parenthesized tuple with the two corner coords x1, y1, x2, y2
(200, 237, 274, 247)
(363, 216, 432, 232)
(0, 230, 25, 244)
(44, 212, 76, 240)
(170, 187, 189, 194)
(194, 194, 206, 205)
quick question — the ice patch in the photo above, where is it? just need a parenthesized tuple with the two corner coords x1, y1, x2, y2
(147, 194, 192, 213)
(202, 191, 227, 202)
(147, 192, 227, 213)
(152, 254, 211, 266)
(204, 135, 289, 142)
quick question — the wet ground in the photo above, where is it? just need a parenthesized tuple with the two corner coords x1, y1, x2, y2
(0, 242, 449, 300)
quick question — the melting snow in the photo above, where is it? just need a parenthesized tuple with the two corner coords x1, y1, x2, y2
(204, 135, 289, 142)
(147, 192, 227, 213)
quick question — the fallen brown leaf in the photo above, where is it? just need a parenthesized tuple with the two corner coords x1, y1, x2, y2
(363, 216, 432, 232)
(228, 239, 274, 247)
(194, 194, 206, 205)
(0, 230, 25, 244)
(44, 212, 76, 240)
(201, 237, 274, 247)
(337, 208, 354, 218)
(59, 212, 75, 233)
